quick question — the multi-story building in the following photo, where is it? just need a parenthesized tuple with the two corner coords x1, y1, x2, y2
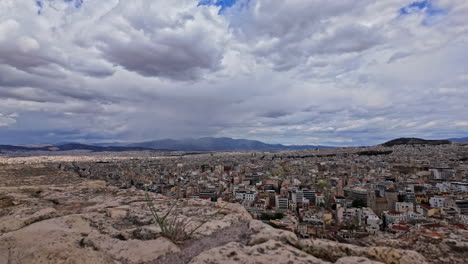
(455, 200, 468, 215)
(344, 188, 368, 206)
(291, 190, 304, 204)
(383, 211, 407, 227)
(235, 190, 257, 201)
(276, 195, 289, 210)
(395, 202, 414, 213)
(429, 196, 446, 208)
(302, 189, 316, 204)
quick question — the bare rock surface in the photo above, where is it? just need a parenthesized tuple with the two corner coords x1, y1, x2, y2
(248, 219, 300, 246)
(189, 239, 328, 264)
(335, 256, 384, 264)
(300, 238, 427, 264)
(0, 164, 252, 264)
(82, 231, 180, 263)
(362, 232, 468, 264)
(152, 221, 252, 264)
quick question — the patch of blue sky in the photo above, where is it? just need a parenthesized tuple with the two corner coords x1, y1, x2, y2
(36, 0, 44, 14)
(63, 0, 84, 8)
(36, 0, 84, 15)
(399, 0, 446, 26)
(198, 0, 239, 14)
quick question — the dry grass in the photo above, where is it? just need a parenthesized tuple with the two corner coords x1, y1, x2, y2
(144, 190, 228, 243)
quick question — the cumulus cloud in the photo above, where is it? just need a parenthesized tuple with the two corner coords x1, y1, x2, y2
(81, 0, 230, 80)
(0, 0, 467, 145)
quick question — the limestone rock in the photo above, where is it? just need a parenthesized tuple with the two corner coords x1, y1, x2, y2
(0, 196, 15, 208)
(0, 215, 116, 264)
(300, 239, 428, 264)
(189, 239, 328, 264)
(0, 207, 58, 233)
(248, 220, 299, 247)
(83, 231, 180, 263)
(217, 201, 252, 221)
(366, 246, 426, 264)
(106, 206, 129, 219)
(336, 256, 385, 264)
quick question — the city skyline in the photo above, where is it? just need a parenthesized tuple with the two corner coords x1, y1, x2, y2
(0, 0, 467, 146)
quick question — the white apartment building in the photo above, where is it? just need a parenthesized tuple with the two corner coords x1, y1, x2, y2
(235, 191, 257, 201)
(429, 196, 446, 208)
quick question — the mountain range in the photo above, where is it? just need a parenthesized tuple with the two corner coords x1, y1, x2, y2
(1, 136, 467, 153)
(0, 144, 156, 153)
(0, 137, 332, 153)
(126, 137, 332, 151)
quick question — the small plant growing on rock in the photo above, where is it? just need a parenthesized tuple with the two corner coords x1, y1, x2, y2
(144, 190, 229, 243)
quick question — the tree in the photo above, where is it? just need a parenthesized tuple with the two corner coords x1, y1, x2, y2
(259, 212, 284, 220)
(352, 199, 365, 208)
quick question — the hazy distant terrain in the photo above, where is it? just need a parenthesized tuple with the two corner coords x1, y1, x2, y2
(127, 137, 333, 151)
(0, 137, 333, 155)
(448, 137, 468, 143)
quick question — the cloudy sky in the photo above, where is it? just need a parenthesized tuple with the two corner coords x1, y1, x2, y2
(0, 0, 467, 146)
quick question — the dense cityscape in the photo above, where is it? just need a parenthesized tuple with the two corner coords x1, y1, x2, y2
(46, 141, 468, 241)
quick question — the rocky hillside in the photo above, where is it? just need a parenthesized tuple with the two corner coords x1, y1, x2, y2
(382, 138, 451, 147)
(0, 163, 464, 264)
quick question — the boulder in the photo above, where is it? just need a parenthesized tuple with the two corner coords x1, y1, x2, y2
(248, 220, 299, 247)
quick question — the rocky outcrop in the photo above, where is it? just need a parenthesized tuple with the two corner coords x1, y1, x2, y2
(300, 239, 427, 264)
(335, 257, 384, 264)
(245, 220, 426, 264)
(0, 215, 117, 264)
(363, 232, 468, 264)
(189, 239, 328, 264)
(82, 231, 180, 263)
(248, 220, 300, 246)
(0, 166, 252, 264)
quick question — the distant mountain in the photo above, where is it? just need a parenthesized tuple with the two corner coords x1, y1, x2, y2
(447, 137, 468, 143)
(0, 138, 333, 153)
(382, 137, 451, 147)
(0, 143, 157, 153)
(128, 137, 332, 151)
(92, 142, 131, 147)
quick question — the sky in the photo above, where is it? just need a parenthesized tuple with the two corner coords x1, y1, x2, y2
(0, 0, 467, 146)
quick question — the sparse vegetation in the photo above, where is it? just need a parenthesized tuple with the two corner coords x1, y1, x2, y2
(144, 189, 228, 243)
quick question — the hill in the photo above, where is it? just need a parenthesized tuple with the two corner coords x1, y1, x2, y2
(447, 137, 468, 143)
(382, 137, 451, 147)
(0, 143, 156, 153)
(128, 137, 332, 151)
